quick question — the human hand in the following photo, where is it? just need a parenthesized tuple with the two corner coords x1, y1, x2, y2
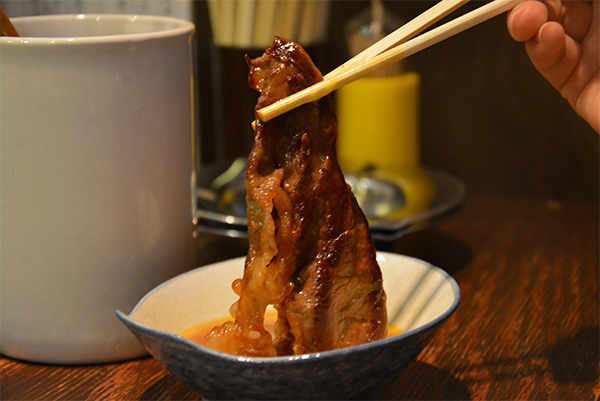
(507, 0, 599, 133)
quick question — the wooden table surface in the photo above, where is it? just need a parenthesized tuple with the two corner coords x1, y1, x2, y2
(2, 197, 598, 400)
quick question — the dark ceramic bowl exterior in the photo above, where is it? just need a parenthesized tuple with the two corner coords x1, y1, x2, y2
(117, 253, 460, 400)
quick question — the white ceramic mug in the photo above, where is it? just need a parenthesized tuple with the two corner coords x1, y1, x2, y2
(1, 14, 197, 364)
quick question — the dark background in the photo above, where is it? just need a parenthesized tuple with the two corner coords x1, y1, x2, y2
(7, 0, 595, 202)
(193, 0, 598, 203)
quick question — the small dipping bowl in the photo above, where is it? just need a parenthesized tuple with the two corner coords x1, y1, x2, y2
(117, 252, 460, 400)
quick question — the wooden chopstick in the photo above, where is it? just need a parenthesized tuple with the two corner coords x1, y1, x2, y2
(256, 0, 524, 123)
(1, 6, 19, 37)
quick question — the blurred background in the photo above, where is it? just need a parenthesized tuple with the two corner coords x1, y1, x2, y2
(4, 0, 598, 203)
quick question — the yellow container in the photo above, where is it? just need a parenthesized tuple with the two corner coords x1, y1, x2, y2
(336, 72, 435, 217)
(336, 72, 421, 172)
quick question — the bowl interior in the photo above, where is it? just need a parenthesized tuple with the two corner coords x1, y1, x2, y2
(127, 252, 460, 344)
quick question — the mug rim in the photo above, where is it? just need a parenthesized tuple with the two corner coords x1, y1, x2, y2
(0, 14, 195, 45)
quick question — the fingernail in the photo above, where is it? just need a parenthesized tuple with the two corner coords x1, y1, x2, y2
(507, 6, 524, 37)
(536, 22, 549, 43)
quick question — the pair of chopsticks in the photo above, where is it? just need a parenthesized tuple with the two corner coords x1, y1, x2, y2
(256, 0, 524, 122)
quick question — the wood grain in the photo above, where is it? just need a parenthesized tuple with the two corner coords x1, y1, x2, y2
(1, 197, 597, 400)
(387, 197, 599, 400)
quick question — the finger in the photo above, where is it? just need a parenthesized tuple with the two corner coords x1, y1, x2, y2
(529, 4, 599, 133)
(526, 21, 567, 71)
(541, 0, 564, 22)
(507, 0, 549, 42)
(526, 21, 577, 89)
(560, 0, 593, 42)
(542, 1, 593, 41)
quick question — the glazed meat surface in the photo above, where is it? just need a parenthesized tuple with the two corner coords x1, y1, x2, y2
(205, 37, 387, 356)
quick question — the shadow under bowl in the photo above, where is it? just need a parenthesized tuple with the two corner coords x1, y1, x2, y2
(117, 252, 460, 400)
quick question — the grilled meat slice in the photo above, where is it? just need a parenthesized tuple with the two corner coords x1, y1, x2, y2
(205, 37, 387, 356)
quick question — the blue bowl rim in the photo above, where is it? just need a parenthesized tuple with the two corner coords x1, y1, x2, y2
(117, 253, 461, 365)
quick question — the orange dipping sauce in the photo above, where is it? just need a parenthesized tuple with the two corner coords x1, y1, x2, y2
(179, 310, 403, 347)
